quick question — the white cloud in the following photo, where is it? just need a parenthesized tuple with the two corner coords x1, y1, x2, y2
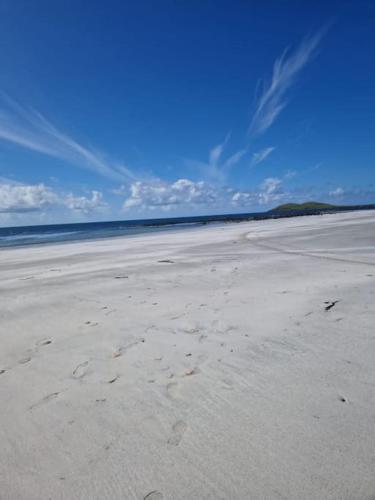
(0, 180, 107, 218)
(122, 176, 289, 213)
(260, 177, 283, 196)
(123, 179, 219, 211)
(256, 177, 282, 205)
(231, 191, 257, 206)
(249, 30, 325, 135)
(0, 93, 135, 182)
(329, 187, 344, 197)
(251, 146, 275, 166)
(0, 182, 57, 213)
(232, 177, 285, 208)
(64, 190, 107, 213)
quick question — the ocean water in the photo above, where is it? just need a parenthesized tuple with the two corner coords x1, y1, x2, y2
(0, 206, 372, 248)
(0, 213, 259, 248)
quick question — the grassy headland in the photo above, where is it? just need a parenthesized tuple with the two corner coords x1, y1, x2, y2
(270, 201, 337, 212)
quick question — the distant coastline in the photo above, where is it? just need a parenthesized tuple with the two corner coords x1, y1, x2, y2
(1, 201, 374, 249)
(267, 201, 375, 217)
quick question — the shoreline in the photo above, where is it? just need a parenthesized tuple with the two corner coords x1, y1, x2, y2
(1, 206, 374, 250)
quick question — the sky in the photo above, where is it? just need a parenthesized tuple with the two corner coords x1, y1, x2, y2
(0, 0, 374, 226)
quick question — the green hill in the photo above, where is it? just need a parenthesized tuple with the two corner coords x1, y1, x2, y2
(271, 201, 337, 211)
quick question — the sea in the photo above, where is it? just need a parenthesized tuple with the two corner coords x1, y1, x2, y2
(0, 205, 373, 249)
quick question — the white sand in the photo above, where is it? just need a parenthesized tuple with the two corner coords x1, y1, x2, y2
(1, 210, 375, 499)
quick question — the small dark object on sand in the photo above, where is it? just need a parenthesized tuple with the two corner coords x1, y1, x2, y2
(324, 300, 339, 311)
(158, 259, 174, 264)
(114, 275, 128, 279)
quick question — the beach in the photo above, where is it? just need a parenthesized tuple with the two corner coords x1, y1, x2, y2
(1, 210, 375, 499)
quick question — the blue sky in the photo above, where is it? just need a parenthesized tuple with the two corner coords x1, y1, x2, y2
(0, 0, 374, 226)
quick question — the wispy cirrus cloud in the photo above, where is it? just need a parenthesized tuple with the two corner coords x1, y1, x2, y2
(251, 146, 275, 167)
(208, 133, 230, 168)
(189, 30, 325, 183)
(0, 93, 136, 183)
(249, 29, 326, 136)
(186, 135, 247, 184)
(224, 148, 247, 169)
(284, 169, 297, 179)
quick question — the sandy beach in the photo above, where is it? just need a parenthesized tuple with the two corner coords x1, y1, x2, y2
(1, 210, 375, 500)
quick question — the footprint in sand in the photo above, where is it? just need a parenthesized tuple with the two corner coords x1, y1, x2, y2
(167, 420, 187, 446)
(19, 356, 32, 365)
(144, 491, 163, 500)
(197, 353, 208, 363)
(114, 338, 146, 358)
(221, 379, 234, 390)
(72, 361, 89, 379)
(36, 338, 52, 347)
(29, 391, 60, 411)
(181, 326, 200, 335)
